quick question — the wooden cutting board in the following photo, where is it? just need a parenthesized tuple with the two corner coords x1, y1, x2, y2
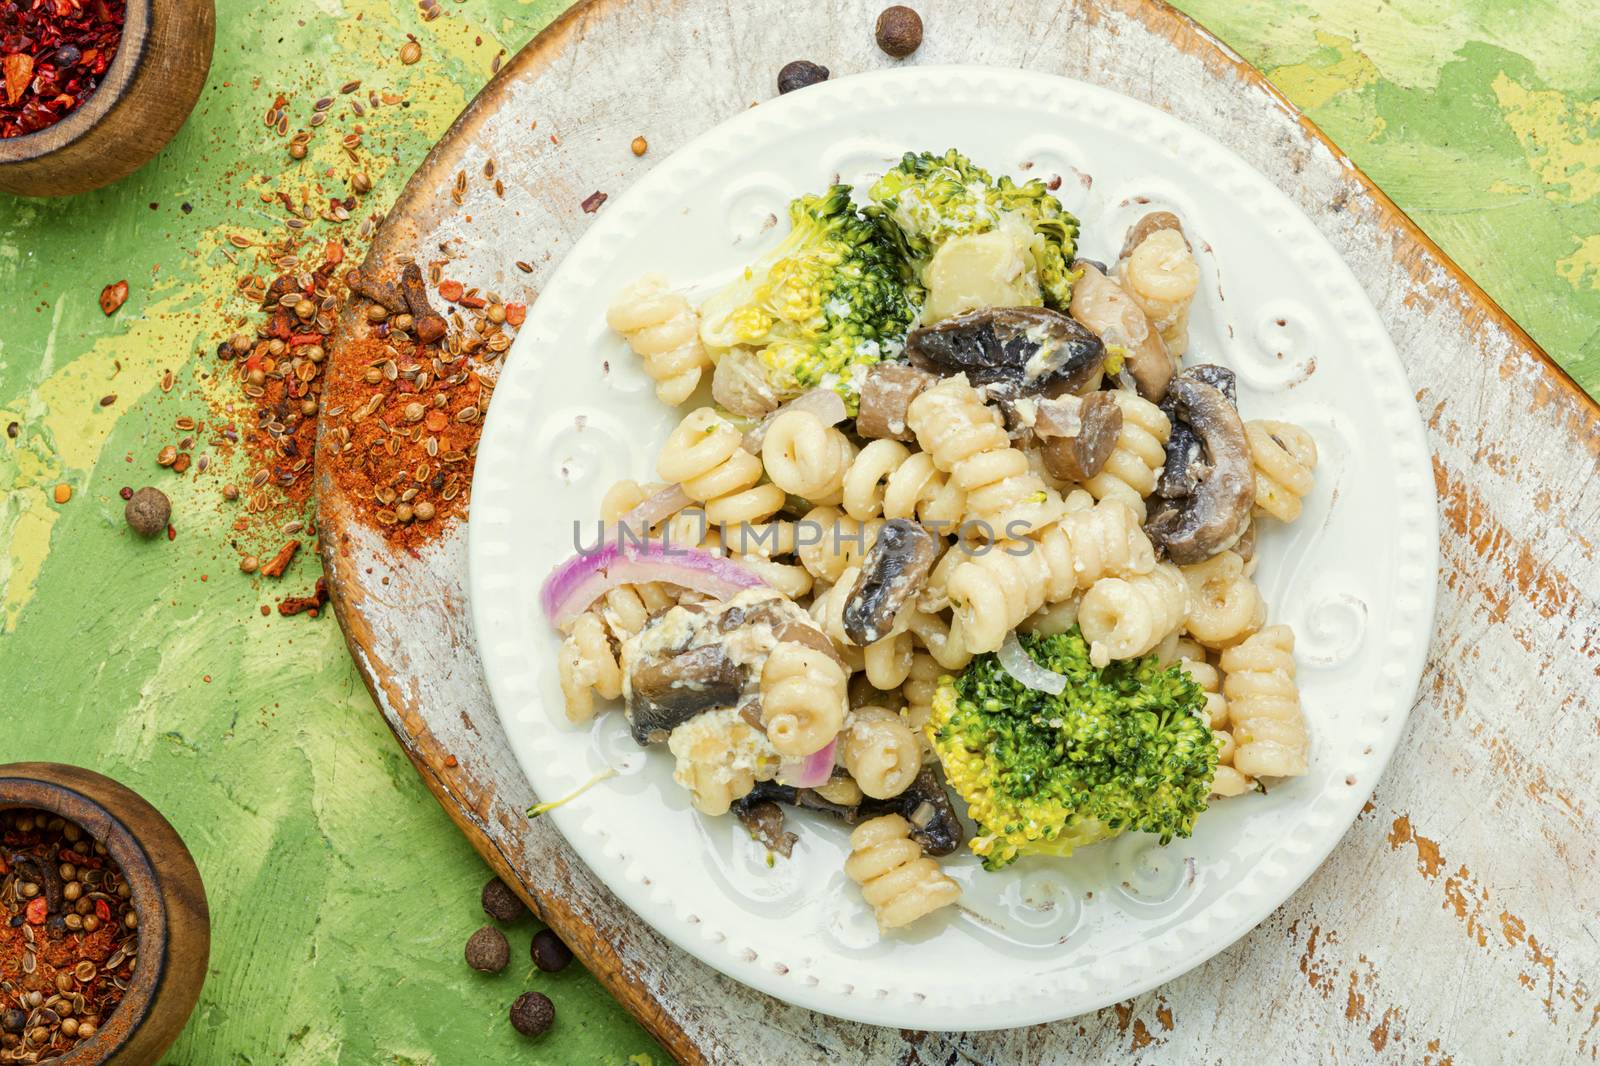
(314, 1, 1600, 1061)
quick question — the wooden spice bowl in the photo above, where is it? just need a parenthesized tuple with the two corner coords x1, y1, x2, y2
(0, 763, 209, 1065)
(0, 0, 216, 198)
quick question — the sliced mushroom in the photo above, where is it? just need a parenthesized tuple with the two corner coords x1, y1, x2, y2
(625, 644, 745, 745)
(1145, 368, 1254, 564)
(1068, 260, 1174, 401)
(905, 306, 1105, 400)
(856, 363, 938, 441)
(772, 620, 848, 669)
(1117, 210, 1188, 262)
(733, 800, 798, 858)
(1155, 364, 1235, 500)
(842, 519, 938, 645)
(1037, 391, 1124, 483)
(735, 765, 965, 855)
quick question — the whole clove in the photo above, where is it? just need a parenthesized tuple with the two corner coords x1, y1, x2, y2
(399, 263, 448, 343)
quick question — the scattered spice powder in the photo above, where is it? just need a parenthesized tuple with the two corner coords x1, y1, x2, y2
(0, 0, 126, 138)
(0, 809, 139, 1062)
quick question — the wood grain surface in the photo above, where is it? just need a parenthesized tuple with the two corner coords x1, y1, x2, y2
(315, 1, 1600, 1061)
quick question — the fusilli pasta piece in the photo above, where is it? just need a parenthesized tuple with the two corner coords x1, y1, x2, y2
(760, 640, 849, 757)
(1078, 562, 1188, 668)
(760, 409, 856, 505)
(796, 505, 880, 584)
(555, 583, 678, 723)
(941, 498, 1155, 654)
(839, 706, 921, 799)
(1117, 227, 1199, 357)
(658, 407, 785, 527)
(1220, 625, 1309, 779)
(606, 275, 712, 406)
(840, 439, 966, 528)
(844, 814, 961, 931)
(667, 708, 781, 816)
(1081, 390, 1171, 521)
(1175, 640, 1255, 798)
(900, 652, 941, 741)
(903, 609, 975, 672)
(907, 375, 1062, 538)
(1246, 420, 1318, 523)
(1181, 550, 1266, 650)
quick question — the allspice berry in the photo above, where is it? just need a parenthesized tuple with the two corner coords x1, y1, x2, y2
(465, 926, 510, 974)
(509, 991, 555, 1038)
(530, 929, 573, 973)
(875, 6, 923, 58)
(777, 60, 829, 94)
(481, 877, 527, 923)
(124, 487, 171, 538)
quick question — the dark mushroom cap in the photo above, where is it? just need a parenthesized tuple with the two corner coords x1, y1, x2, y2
(905, 306, 1106, 400)
(1038, 391, 1124, 483)
(737, 765, 965, 855)
(842, 519, 938, 644)
(625, 644, 745, 745)
(1145, 367, 1254, 564)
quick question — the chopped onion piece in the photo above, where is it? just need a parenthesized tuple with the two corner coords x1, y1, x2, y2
(776, 737, 838, 789)
(541, 541, 766, 630)
(998, 631, 1067, 695)
(742, 387, 849, 453)
(618, 483, 692, 536)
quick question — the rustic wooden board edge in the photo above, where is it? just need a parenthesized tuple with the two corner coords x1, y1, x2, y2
(313, 1, 1600, 1062)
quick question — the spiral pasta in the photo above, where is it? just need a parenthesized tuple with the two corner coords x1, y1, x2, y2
(1181, 550, 1266, 650)
(900, 652, 941, 737)
(1081, 391, 1171, 521)
(606, 274, 713, 406)
(795, 505, 880, 584)
(844, 814, 961, 930)
(907, 375, 1062, 538)
(840, 706, 921, 799)
(903, 609, 975, 672)
(1117, 227, 1199, 357)
(1246, 420, 1318, 523)
(840, 438, 966, 528)
(760, 409, 856, 505)
(667, 708, 782, 816)
(1078, 562, 1188, 668)
(556, 582, 679, 723)
(760, 640, 849, 757)
(941, 498, 1156, 654)
(658, 407, 786, 527)
(1219, 625, 1308, 779)
(1174, 640, 1254, 798)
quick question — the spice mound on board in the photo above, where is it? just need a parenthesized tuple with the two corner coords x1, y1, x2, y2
(0, 0, 127, 139)
(0, 809, 140, 1062)
(324, 257, 521, 546)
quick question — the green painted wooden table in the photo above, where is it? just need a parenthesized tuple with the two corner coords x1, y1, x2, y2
(1, 1, 1594, 1062)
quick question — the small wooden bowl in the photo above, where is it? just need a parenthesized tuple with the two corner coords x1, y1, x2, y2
(0, 763, 210, 1066)
(0, 0, 216, 197)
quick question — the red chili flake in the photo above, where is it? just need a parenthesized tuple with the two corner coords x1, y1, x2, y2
(322, 239, 344, 266)
(504, 303, 526, 327)
(60, 849, 89, 864)
(24, 898, 46, 925)
(100, 280, 129, 315)
(424, 409, 448, 432)
(437, 279, 464, 303)
(120, 486, 133, 499)
(580, 190, 608, 214)
(3, 54, 33, 107)
(288, 333, 324, 347)
(94, 898, 112, 923)
(444, 754, 459, 768)
(458, 294, 486, 310)
(167, 524, 176, 540)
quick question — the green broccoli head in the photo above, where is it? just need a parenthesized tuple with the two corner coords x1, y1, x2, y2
(868, 149, 1081, 309)
(698, 185, 920, 410)
(929, 628, 1217, 871)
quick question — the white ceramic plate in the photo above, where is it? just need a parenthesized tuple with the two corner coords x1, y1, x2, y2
(469, 66, 1438, 1030)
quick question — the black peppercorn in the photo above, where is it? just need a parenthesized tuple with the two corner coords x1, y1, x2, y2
(465, 926, 510, 973)
(530, 929, 574, 973)
(509, 991, 555, 1038)
(0, 1009, 25, 1033)
(481, 877, 527, 923)
(777, 60, 830, 95)
(124, 486, 171, 538)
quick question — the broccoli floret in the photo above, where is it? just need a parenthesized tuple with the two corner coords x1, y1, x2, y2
(698, 185, 920, 410)
(868, 149, 1081, 309)
(929, 628, 1216, 871)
